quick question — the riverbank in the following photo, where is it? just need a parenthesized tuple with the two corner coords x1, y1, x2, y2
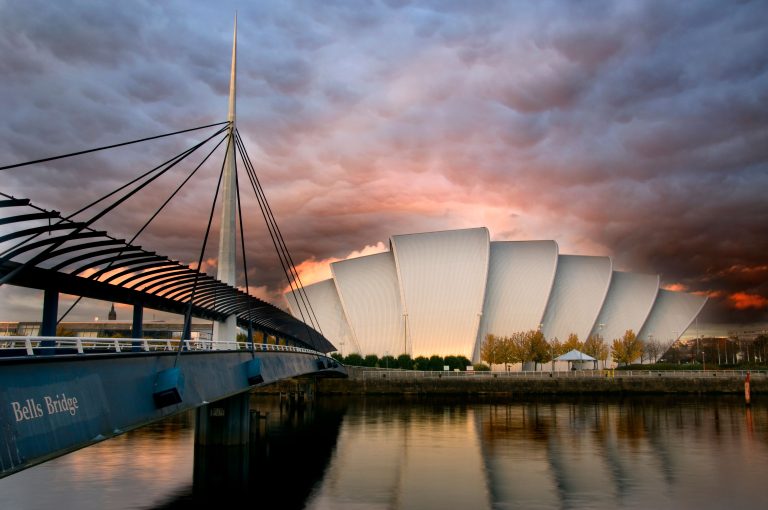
(255, 367, 765, 396)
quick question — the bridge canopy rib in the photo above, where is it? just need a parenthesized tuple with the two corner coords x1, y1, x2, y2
(0, 199, 335, 353)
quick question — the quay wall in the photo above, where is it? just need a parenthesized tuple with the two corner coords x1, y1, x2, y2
(255, 368, 765, 396)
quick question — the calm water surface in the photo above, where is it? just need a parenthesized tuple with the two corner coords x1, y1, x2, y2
(1, 396, 767, 509)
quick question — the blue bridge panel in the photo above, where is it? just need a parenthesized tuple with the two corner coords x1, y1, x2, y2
(0, 350, 344, 478)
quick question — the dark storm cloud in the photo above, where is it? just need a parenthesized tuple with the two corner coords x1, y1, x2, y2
(1, 0, 766, 325)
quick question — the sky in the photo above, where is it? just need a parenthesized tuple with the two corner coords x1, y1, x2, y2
(0, 0, 766, 331)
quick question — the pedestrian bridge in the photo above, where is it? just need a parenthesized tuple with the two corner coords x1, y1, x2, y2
(0, 17, 346, 480)
(0, 337, 345, 478)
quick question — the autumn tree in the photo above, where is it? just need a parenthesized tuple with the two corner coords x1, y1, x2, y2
(584, 334, 609, 367)
(562, 333, 582, 353)
(497, 335, 521, 371)
(611, 329, 644, 366)
(519, 329, 550, 370)
(481, 334, 500, 367)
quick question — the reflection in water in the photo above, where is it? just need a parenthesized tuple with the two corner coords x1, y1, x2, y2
(0, 396, 766, 509)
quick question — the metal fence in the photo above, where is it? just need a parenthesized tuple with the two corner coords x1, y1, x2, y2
(347, 366, 766, 380)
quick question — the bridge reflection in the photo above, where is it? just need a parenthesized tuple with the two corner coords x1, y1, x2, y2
(154, 395, 348, 509)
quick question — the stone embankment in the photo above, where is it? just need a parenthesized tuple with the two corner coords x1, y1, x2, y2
(255, 367, 764, 396)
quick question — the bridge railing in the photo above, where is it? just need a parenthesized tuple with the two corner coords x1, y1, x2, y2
(349, 366, 767, 380)
(0, 336, 327, 358)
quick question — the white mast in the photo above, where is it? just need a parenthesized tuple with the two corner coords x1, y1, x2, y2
(213, 14, 238, 346)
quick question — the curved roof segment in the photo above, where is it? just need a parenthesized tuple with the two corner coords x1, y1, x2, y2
(391, 228, 490, 358)
(541, 255, 613, 342)
(285, 279, 357, 354)
(591, 271, 660, 342)
(331, 251, 404, 357)
(475, 241, 559, 360)
(638, 289, 707, 344)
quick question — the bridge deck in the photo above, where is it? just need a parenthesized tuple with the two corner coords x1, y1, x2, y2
(0, 337, 346, 478)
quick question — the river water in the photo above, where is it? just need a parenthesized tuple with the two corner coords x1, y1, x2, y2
(1, 395, 766, 509)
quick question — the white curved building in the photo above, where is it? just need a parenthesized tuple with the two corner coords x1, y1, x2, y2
(285, 227, 707, 361)
(475, 240, 558, 360)
(540, 255, 613, 343)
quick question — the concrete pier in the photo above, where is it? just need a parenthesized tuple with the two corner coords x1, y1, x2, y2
(195, 392, 251, 446)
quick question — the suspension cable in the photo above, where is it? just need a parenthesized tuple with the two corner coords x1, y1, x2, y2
(234, 130, 323, 333)
(176, 134, 232, 364)
(1, 124, 230, 261)
(0, 126, 230, 286)
(55, 134, 229, 324)
(0, 121, 229, 171)
(234, 150, 256, 355)
(234, 130, 325, 350)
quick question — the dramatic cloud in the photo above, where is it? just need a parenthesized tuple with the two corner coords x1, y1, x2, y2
(1, 0, 766, 329)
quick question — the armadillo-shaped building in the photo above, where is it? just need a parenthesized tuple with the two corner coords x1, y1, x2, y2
(285, 228, 706, 361)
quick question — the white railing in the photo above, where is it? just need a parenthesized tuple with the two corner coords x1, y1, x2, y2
(349, 367, 766, 380)
(0, 336, 326, 358)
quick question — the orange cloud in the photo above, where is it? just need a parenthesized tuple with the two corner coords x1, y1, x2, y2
(693, 289, 724, 299)
(662, 282, 688, 292)
(285, 242, 388, 292)
(188, 257, 218, 274)
(728, 292, 768, 310)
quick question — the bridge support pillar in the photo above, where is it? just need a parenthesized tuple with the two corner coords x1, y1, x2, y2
(131, 304, 143, 351)
(195, 392, 251, 446)
(40, 288, 58, 347)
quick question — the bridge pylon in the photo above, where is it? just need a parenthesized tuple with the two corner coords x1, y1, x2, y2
(213, 14, 239, 347)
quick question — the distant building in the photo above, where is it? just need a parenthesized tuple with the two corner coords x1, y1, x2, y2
(0, 320, 213, 341)
(108, 303, 117, 321)
(285, 227, 707, 361)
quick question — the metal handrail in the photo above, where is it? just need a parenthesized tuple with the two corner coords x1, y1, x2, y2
(0, 335, 327, 358)
(350, 367, 766, 379)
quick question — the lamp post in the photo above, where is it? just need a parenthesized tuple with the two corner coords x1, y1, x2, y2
(598, 323, 605, 368)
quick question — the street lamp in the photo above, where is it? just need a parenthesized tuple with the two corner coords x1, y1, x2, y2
(598, 324, 605, 368)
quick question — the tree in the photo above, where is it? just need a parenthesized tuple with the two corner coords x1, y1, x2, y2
(754, 335, 768, 364)
(455, 355, 471, 370)
(645, 337, 662, 363)
(481, 334, 500, 366)
(519, 329, 550, 370)
(562, 333, 581, 353)
(363, 354, 380, 367)
(344, 353, 364, 366)
(611, 329, 644, 366)
(428, 355, 445, 371)
(380, 354, 396, 369)
(397, 353, 414, 370)
(584, 334, 609, 367)
(414, 356, 429, 370)
(444, 355, 460, 371)
(495, 336, 518, 371)
(330, 352, 344, 362)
